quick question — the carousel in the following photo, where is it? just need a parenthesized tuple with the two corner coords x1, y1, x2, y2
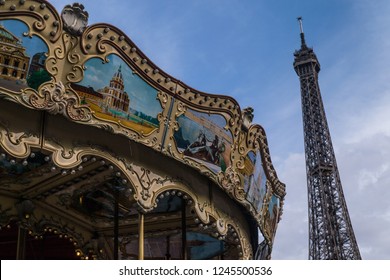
(0, 0, 285, 260)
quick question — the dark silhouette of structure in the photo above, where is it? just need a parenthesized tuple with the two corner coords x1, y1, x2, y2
(293, 17, 361, 260)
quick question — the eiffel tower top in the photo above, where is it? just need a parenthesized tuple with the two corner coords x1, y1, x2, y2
(293, 17, 320, 73)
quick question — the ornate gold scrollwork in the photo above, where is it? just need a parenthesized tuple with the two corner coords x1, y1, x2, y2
(0, 119, 39, 158)
(218, 166, 244, 201)
(0, 0, 63, 43)
(21, 81, 92, 121)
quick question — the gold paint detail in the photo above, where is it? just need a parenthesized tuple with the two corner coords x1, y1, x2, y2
(22, 81, 92, 121)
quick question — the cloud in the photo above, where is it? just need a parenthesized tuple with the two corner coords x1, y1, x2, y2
(271, 153, 308, 259)
(340, 93, 390, 145)
(335, 131, 390, 259)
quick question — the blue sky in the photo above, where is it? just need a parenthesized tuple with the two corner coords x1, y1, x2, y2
(49, 0, 390, 259)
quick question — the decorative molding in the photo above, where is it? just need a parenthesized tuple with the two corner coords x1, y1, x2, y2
(21, 214, 93, 257)
(61, 3, 88, 36)
(0, 0, 63, 43)
(22, 81, 92, 121)
(218, 166, 245, 202)
(0, 119, 40, 159)
(241, 107, 254, 132)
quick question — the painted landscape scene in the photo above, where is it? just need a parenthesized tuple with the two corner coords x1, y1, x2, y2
(174, 109, 232, 173)
(0, 20, 49, 92)
(73, 54, 162, 135)
(242, 151, 267, 211)
(266, 194, 280, 237)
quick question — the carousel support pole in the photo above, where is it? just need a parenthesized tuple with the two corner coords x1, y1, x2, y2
(114, 189, 119, 260)
(165, 235, 171, 260)
(39, 111, 47, 150)
(15, 201, 35, 260)
(138, 212, 144, 260)
(16, 226, 27, 260)
(181, 198, 187, 260)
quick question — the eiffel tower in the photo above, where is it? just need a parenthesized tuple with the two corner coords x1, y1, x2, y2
(293, 17, 361, 260)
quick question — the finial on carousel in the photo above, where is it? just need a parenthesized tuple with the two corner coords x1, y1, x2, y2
(61, 3, 89, 36)
(241, 107, 254, 132)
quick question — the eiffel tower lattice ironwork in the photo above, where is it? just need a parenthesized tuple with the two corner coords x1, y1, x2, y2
(293, 17, 361, 260)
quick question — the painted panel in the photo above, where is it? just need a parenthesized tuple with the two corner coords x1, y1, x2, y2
(266, 194, 280, 236)
(174, 109, 232, 173)
(0, 20, 49, 91)
(242, 151, 267, 211)
(72, 54, 162, 134)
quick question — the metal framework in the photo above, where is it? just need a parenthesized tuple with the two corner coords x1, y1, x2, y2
(293, 18, 361, 260)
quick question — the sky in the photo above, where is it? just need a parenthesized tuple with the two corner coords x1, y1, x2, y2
(49, 0, 390, 260)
